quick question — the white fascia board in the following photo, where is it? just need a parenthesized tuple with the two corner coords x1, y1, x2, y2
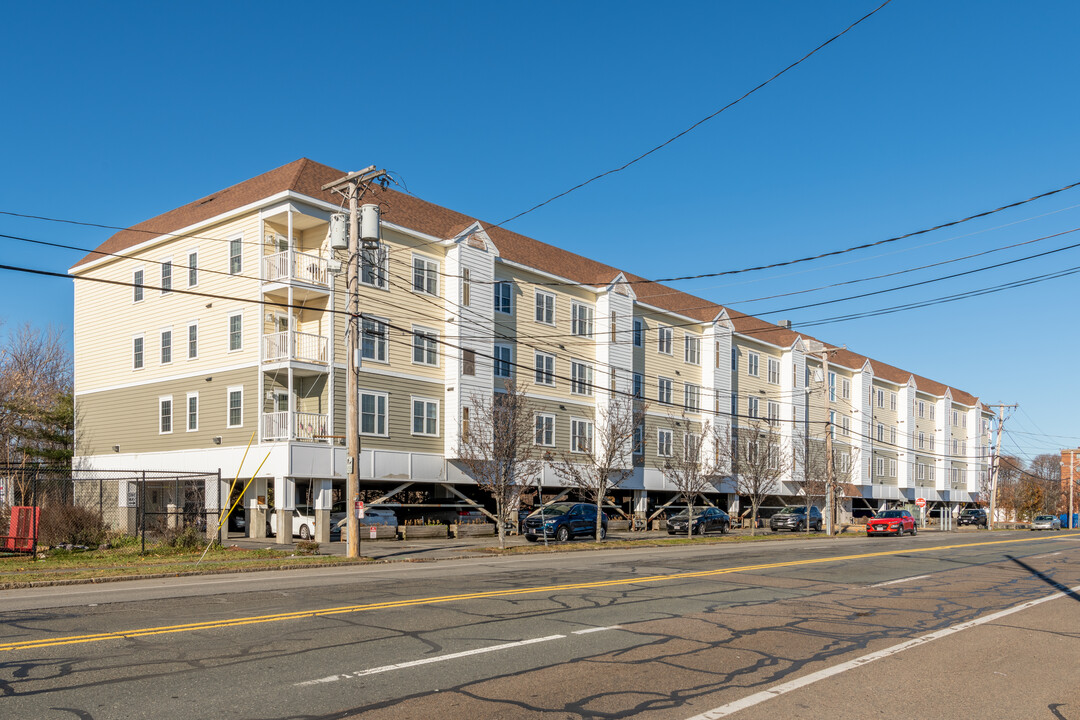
(381, 220, 450, 247)
(72, 190, 298, 275)
(634, 299, 711, 328)
(496, 257, 588, 289)
(730, 330, 786, 353)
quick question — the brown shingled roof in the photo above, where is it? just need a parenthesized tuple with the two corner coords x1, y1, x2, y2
(71, 158, 985, 407)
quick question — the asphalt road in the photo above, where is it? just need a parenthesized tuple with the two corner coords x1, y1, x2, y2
(1, 530, 1078, 719)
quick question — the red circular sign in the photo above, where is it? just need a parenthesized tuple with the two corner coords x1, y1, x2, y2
(915, 497, 926, 508)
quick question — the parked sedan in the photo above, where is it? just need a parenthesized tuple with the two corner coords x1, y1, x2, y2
(1031, 515, 1061, 531)
(769, 505, 823, 532)
(268, 507, 319, 540)
(523, 503, 607, 542)
(667, 507, 730, 536)
(866, 509, 917, 536)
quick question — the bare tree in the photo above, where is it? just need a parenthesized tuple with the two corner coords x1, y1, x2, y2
(718, 418, 791, 536)
(0, 323, 72, 467)
(661, 417, 723, 538)
(792, 428, 829, 534)
(456, 379, 543, 549)
(551, 394, 645, 541)
(1028, 453, 1062, 514)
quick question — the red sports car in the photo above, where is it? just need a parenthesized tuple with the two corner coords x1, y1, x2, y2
(866, 509, 917, 536)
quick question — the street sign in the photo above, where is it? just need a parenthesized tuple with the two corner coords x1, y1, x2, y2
(355, 500, 365, 519)
(915, 497, 926, 508)
(369, 525, 377, 539)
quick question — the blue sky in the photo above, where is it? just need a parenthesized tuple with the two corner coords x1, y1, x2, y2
(2, 0, 1078, 463)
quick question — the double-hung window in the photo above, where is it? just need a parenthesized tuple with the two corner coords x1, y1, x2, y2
(160, 329, 172, 365)
(768, 358, 780, 385)
(890, 427, 897, 444)
(186, 392, 199, 431)
(229, 238, 242, 274)
(361, 317, 387, 362)
(187, 323, 198, 359)
(412, 328, 439, 366)
(228, 313, 243, 351)
(159, 397, 173, 434)
(877, 423, 885, 442)
(747, 395, 759, 418)
(493, 344, 512, 378)
(684, 335, 701, 365)
(412, 256, 438, 295)
(876, 389, 885, 408)
(412, 398, 439, 436)
(842, 378, 851, 399)
(684, 384, 700, 411)
(747, 352, 759, 377)
(133, 336, 144, 369)
(535, 414, 555, 446)
(227, 387, 243, 428)
(133, 269, 144, 302)
(768, 401, 780, 425)
(571, 418, 594, 454)
(534, 352, 555, 385)
(633, 372, 643, 398)
(828, 372, 836, 401)
(360, 391, 387, 435)
(890, 392, 897, 411)
(494, 282, 512, 314)
(361, 244, 388, 288)
(570, 361, 593, 396)
(633, 318, 643, 347)
(187, 251, 198, 287)
(535, 290, 555, 325)
(657, 429, 673, 457)
(657, 326, 672, 354)
(657, 377, 673, 405)
(571, 302, 593, 338)
(160, 260, 172, 294)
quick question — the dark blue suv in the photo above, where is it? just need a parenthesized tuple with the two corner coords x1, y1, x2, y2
(523, 503, 608, 542)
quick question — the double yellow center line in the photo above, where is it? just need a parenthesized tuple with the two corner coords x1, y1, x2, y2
(2, 534, 1074, 653)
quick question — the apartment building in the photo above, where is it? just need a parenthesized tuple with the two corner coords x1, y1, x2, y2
(70, 158, 995, 538)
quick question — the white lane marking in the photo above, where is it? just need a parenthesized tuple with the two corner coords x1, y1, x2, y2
(867, 574, 930, 588)
(686, 582, 1080, 719)
(295, 634, 566, 687)
(573, 625, 621, 634)
(1031, 552, 1061, 559)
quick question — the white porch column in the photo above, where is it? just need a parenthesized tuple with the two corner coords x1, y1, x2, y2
(313, 478, 333, 543)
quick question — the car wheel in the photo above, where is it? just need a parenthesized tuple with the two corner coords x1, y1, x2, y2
(795, 521, 804, 532)
(667, 530, 676, 535)
(896, 526, 904, 537)
(599, 526, 607, 541)
(911, 524, 917, 536)
(719, 522, 728, 535)
(695, 523, 706, 536)
(555, 525, 570, 542)
(525, 535, 538, 543)
(299, 524, 311, 540)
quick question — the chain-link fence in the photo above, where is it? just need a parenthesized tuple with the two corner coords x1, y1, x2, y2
(0, 465, 222, 555)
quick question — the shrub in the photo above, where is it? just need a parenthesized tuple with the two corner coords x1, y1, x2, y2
(295, 540, 320, 555)
(163, 525, 207, 550)
(38, 504, 108, 547)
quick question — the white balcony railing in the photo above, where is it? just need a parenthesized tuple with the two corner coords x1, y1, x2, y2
(261, 411, 329, 443)
(262, 331, 329, 365)
(262, 250, 329, 288)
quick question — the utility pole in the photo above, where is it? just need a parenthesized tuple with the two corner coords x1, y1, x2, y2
(1066, 448, 1076, 530)
(987, 403, 1017, 531)
(806, 341, 845, 537)
(323, 166, 387, 559)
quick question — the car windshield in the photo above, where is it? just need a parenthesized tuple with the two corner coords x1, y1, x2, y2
(962, 509, 981, 515)
(876, 510, 904, 518)
(539, 504, 574, 516)
(1034, 515, 1055, 522)
(780, 507, 806, 514)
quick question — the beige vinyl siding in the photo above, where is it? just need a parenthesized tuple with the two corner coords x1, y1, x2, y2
(352, 371, 444, 454)
(73, 213, 262, 393)
(74, 367, 259, 455)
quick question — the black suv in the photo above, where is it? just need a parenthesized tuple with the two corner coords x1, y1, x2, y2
(958, 507, 988, 527)
(769, 506, 823, 532)
(667, 507, 730, 536)
(523, 503, 608, 542)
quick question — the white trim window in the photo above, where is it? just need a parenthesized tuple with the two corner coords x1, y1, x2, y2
(929, 435, 936, 451)
(685, 383, 701, 412)
(360, 390, 388, 436)
(361, 244, 388, 289)
(187, 250, 198, 287)
(918, 400, 926, 418)
(889, 426, 897, 444)
(493, 344, 513, 378)
(133, 268, 145, 303)
(412, 255, 439, 296)
(918, 432, 925, 449)
(160, 259, 172, 294)
(159, 396, 173, 434)
(877, 423, 885, 442)
(228, 313, 243, 352)
(227, 387, 244, 428)
(229, 237, 243, 275)
(412, 327, 439, 366)
(633, 372, 643, 398)
(952, 410, 959, 426)
(929, 404, 936, 421)
(133, 335, 144, 370)
(657, 428, 673, 457)
(747, 352, 760, 377)
(841, 378, 851, 399)
(962, 413, 968, 428)
(842, 415, 850, 436)
(768, 357, 780, 385)
(633, 318, 643, 347)
(160, 329, 173, 365)
(839, 452, 850, 473)
(768, 401, 780, 425)
(928, 464, 936, 481)
(571, 302, 594, 338)
(535, 413, 555, 446)
(828, 372, 836, 402)
(570, 360, 593, 396)
(534, 352, 555, 386)
(876, 389, 885, 408)
(571, 418, 594, 454)
(889, 458, 897, 477)
(684, 335, 701, 365)
(657, 377, 673, 405)
(747, 395, 759, 418)
(186, 392, 199, 432)
(187, 322, 198, 360)
(657, 326, 673, 354)
(535, 290, 555, 325)
(876, 456, 885, 478)
(412, 398, 439, 436)
(361, 317, 388, 363)
(494, 281, 513, 314)
(684, 432, 701, 462)
(917, 463, 926, 481)
(890, 392, 897, 411)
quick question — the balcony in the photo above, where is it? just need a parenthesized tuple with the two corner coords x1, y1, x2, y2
(262, 411, 330, 443)
(262, 250, 330, 289)
(262, 331, 329, 367)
